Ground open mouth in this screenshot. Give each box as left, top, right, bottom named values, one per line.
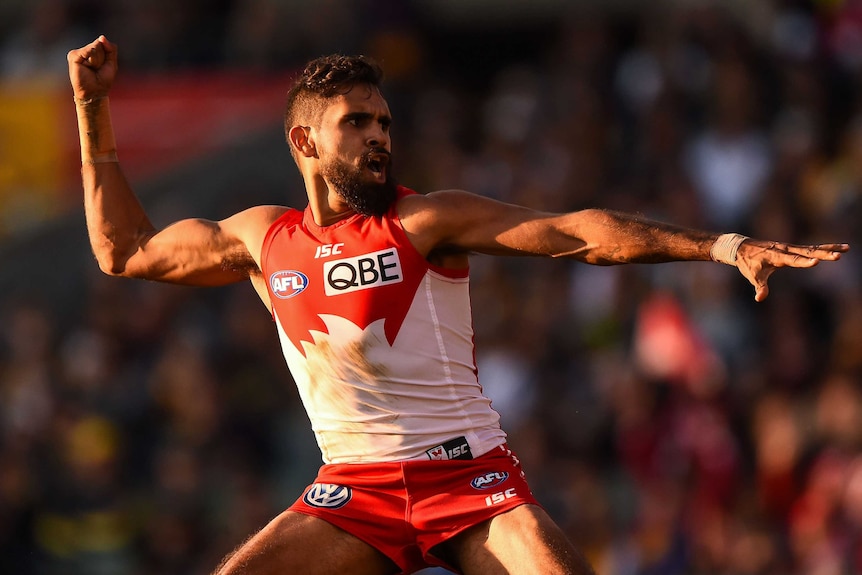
left=364, top=151, right=389, bottom=177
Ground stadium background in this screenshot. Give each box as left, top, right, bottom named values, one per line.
left=1, top=0, right=861, bottom=573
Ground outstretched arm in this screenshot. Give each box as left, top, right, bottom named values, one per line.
left=67, top=36, right=276, bottom=286
left=398, top=190, right=849, bottom=302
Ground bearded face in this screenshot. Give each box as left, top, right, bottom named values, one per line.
left=321, top=148, right=398, bottom=217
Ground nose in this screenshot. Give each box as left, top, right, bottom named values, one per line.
left=367, top=124, right=389, bottom=149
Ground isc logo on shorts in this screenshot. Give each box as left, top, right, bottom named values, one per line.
left=303, top=483, right=352, bottom=509
left=484, top=488, right=518, bottom=507
left=323, top=249, right=402, bottom=296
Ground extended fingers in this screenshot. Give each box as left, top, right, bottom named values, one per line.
left=738, top=240, right=848, bottom=302
left=751, top=241, right=847, bottom=266
left=779, top=243, right=849, bottom=263
left=742, top=243, right=816, bottom=269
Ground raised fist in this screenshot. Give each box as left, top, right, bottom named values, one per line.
left=67, top=35, right=118, bottom=101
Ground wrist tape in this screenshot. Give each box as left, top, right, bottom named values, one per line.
left=710, top=233, right=748, bottom=265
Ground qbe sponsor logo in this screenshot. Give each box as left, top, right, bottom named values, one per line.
left=470, top=471, right=509, bottom=490
left=303, top=483, right=352, bottom=509
left=270, top=270, right=309, bottom=299
left=323, top=248, right=402, bottom=296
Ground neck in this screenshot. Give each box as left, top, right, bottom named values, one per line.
left=306, top=175, right=353, bottom=226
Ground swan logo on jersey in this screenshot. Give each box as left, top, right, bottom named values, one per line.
left=302, top=483, right=352, bottom=509
left=270, top=270, right=309, bottom=299
left=323, top=248, right=403, bottom=296
left=471, top=471, right=510, bottom=490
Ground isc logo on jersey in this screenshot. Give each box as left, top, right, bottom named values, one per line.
left=270, top=270, right=309, bottom=299
left=323, top=248, right=403, bottom=296
left=303, top=483, right=352, bottom=509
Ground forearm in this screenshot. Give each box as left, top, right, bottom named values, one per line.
left=413, top=192, right=731, bottom=265
left=553, top=209, right=720, bottom=265
left=76, top=97, right=155, bottom=275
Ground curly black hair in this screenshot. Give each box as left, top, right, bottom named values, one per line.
left=283, top=54, right=384, bottom=160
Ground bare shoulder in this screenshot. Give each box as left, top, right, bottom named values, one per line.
left=397, top=189, right=504, bottom=234
left=398, top=189, right=490, bottom=217
left=223, top=204, right=292, bottom=227
left=397, top=190, right=474, bottom=256
left=397, top=189, right=547, bottom=257
left=221, top=204, right=292, bottom=263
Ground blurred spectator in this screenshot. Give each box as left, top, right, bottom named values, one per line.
left=0, top=0, right=89, bottom=81
left=683, top=53, right=773, bottom=230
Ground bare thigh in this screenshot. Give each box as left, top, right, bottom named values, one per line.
left=212, top=510, right=400, bottom=575
left=432, top=504, right=596, bottom=575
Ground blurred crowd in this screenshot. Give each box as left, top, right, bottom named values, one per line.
left=0, top=0, right=418, bottom=81
left=2, top=0, right=862, bottom=574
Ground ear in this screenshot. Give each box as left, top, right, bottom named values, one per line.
left=288, top=125, right=317, bottom=158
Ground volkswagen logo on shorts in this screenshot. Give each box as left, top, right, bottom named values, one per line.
left=303, top=483, right=352, bottom=509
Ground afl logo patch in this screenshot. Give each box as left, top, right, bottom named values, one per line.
left=471, top=471, right=510, bottom=490
left=302, top=483, right=352, bottom=509
left=270, top=270, right=309, bottom=299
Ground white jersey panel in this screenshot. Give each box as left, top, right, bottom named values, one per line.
left=275, top=269, right=505, bottom=464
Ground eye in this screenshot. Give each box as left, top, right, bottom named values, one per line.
left=345, top=114, right=369, bottom=128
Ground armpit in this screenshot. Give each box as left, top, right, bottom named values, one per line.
left=222, top=250, right=261, bottom=277
left=426, top=245, right=470, bottom=269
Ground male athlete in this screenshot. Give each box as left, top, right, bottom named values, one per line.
left=68, top=35, right=848, bottom=575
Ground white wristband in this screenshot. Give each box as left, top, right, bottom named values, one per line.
left=710, top=233, right=748, bottom=266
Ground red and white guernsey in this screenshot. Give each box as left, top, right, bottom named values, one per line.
left=261, top=187, right=505, bottom=464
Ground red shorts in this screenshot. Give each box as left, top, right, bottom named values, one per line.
left=289, top=444, right=539, bottom=574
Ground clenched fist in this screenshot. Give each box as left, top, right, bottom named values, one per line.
left=67, top=35, right=118, bottom=101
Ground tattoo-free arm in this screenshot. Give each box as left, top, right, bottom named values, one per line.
left=402, top=190, right=717, bottom=263
left=76, top=95, right=265, bottom=285
left=70, top=36, right=276, bottom=286
left=500, top=207, right=718, bottom=264
left=399, top=190, right=848, bottom=301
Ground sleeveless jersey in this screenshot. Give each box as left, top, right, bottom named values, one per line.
left=261, top=187, right=505, bottom=464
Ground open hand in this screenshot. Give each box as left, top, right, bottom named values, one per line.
left=67, top=35, right=117, bottom=101
left=735, top=240, right=850, bottom=302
